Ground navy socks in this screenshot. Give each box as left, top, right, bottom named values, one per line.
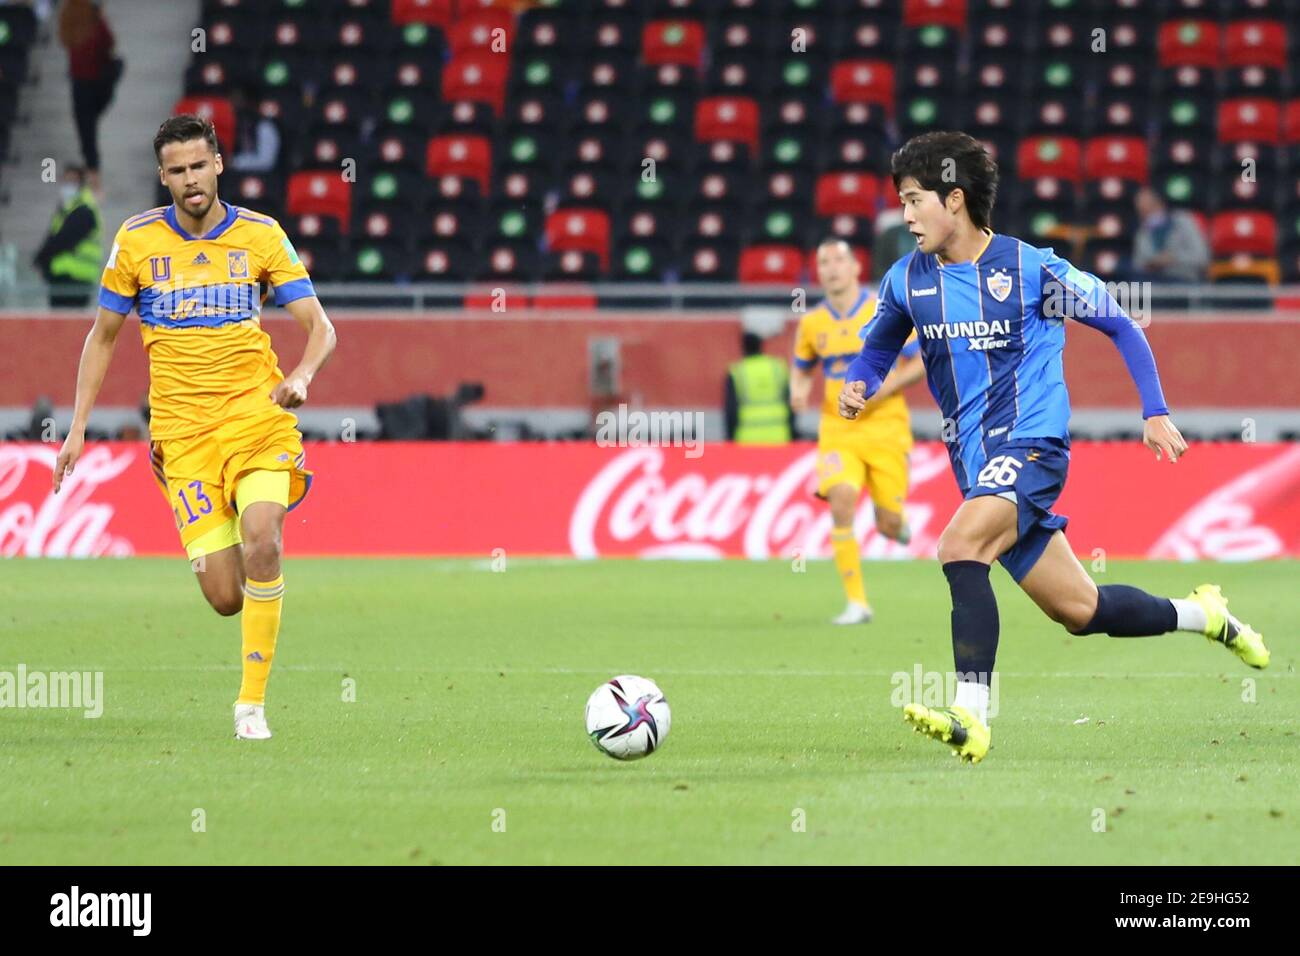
left=1076, top=584, right=1178, bottom=637
left=943, top=560, right=999, bottom=681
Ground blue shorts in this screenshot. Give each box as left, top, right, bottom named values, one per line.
left=965, top=437, right=1070, bottom=582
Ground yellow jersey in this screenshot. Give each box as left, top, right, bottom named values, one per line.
left=793, top=290, right=920, bottom=442
left=99, top=201, right=315, bottom=441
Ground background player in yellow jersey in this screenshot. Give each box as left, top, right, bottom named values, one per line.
left=792, top=239, right=926, bottom=625
left=51, top=115, right=337, bottom=740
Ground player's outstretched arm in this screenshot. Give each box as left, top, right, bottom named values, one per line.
left=1043, top=252, right=1183, bottom=464
left=272, top=295, right=337, bottom=409
left=53, top=306, right=128, bottom=492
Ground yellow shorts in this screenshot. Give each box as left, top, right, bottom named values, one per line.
left=815, top=431, right=910, bottom=513
left=149, top=412, right=312, bottom=559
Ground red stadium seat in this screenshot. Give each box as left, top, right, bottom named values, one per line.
left=814, top=172, right=879, bottom=217
left=902, top=0, right=967, bottom=30
left=172, top=96, right=234, bottom=154
left=1209, top=211, right=1277, bottom=257
left=1219, top=98, right=1282, bottom=144
left=1285, top=100, right=1300, bottom=143
left=425, top=134, right=492, bottom=193
left=1224, top=21, right=1287, bottom=69
left=694, top=97, right=759, bottom=151
left=447, top=8, right=515, bottom=56
left=738, top=245, right=804, bottom=285
left=1083, top=136, right=1148, bottom=183
left=286, top=171, right=352, bottom=232
left=442, top=51, right=511, bottom=115
left=1017, top=136, right=1083, bottom=182
left=544, top=209, right=611, bottom=270
left=390, top=0, right=454, bottom=28
left=642, top=21, right=706, bottom=68
left=830, top=60, right=895, bottom=112
left=1157, top=20, right=1220, bottom=68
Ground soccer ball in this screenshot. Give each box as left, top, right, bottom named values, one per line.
left=585, top=675, right=671, bottom=760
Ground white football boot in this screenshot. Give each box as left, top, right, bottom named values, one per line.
left=831, top=602, right=874, bottom=625
left=234, top=703, right=272, bottom=740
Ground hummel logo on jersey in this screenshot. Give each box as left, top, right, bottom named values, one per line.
left=191, top=252, right=210, bottom=265
left=911, top=286, right=938, bottom=297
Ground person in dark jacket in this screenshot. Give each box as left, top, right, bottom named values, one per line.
left=58, top=0, right=120, bottom=191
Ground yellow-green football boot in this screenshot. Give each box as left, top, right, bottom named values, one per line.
left=1186, top=584, right=1269, bottom=669
left=902, top=703, right=991, bottom=764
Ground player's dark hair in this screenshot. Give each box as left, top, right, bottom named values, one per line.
left=891, top=131, right=999, bottom=230
left=154, top=114, right=220, bottom=162
left=741, top=331, right=763, bottom=356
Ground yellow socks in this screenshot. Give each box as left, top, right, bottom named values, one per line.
left=236, top=575, right=283, bottom=706
left=831, top=528, right=868, bottom=607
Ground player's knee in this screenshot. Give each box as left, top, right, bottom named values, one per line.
left=875, top=509, right=903, bottom=540
left=241, top=533, right=281, bottom=572
left=829, top=504, right=855, bottom=527
left=826, top=487, right=857, bottom=527
left=1059, top=598, right=1098, bottom=635
left=937, top=527, right=981, bottom=564
left=208, top=590, right=243, bottom=617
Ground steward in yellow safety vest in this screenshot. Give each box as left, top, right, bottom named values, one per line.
left=726, top=331, right=793, bottom=444
left=34, top=166, right=102, bottom=308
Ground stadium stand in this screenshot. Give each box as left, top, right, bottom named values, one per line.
left=124, top=0, right=1300, bottom=293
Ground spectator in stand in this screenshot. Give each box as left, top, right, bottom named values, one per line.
left=228, top=84, right=281, bottom=173
left=58, top=0, right=121, bottom=194
left=1131, top=187, right=1210, bottom=283
left=33, top=164, right=101, bottom=308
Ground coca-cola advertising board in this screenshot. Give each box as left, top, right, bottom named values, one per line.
left=3, top=441, right=1299, bottom=560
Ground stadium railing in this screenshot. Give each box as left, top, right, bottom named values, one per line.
left=5, top=276, right=1300, bottom=315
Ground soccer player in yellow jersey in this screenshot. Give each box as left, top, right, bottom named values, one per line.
left=52, top=115, right=337, bottom=740
left=792, top=239, right=926, bottom=624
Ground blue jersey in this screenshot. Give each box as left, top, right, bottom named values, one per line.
left=847, top=232, right=1168, bottom=494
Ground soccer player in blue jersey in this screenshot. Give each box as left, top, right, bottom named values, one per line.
left=840, top=132, right=1269, bottom=764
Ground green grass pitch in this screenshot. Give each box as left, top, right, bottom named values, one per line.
left=1, top=557, right=1295, bottom=865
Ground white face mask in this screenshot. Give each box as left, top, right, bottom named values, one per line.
left=60, top=183, right=80, bottom=204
